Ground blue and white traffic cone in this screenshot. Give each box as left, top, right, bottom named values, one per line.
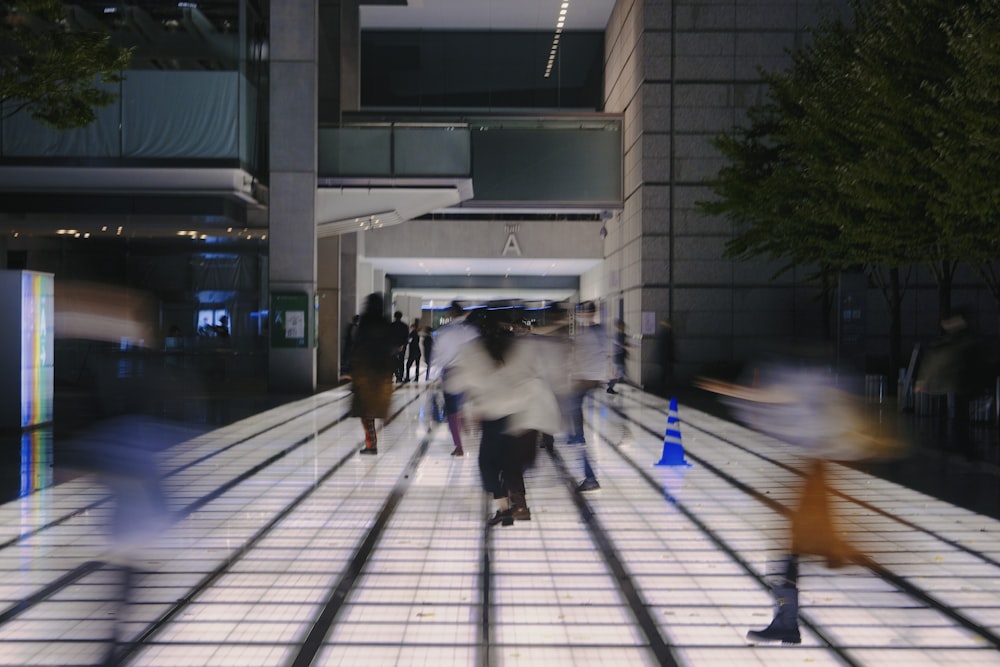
left=655, top=397, right=691, bottom=466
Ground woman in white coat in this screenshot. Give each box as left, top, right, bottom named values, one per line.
left=449, top=307, right=561, bottom=526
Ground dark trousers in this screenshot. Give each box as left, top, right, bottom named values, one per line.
left=405, top=352, right=421, bottom=380
left=478, top=418, right=538, bottom=498
left=393, top=350, right=405, bottom=382
left=565, top=381, right=600, bottom=480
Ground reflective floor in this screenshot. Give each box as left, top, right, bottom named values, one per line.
left=2, top=384, right=999, bottom=666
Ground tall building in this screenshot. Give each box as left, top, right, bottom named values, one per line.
left=3, top=0, right=989, bottom=398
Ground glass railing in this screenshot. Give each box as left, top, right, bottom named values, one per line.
left=318, top=123, right=471, bottom=178
left=3, top=94, right=621, bottom=207
left=0, top=71, right=262, bottom=173
left=319, top=115, right=622, bottom=207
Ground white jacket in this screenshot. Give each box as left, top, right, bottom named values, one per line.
left=449, top=335, right=562, bottom=435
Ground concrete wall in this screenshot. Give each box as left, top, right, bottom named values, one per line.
left=604, top=0, right=852, bottom=386
left=362, top=218, right=604, bottom=262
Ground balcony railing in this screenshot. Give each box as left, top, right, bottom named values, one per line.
left=319, top=115, right=622, bottom=208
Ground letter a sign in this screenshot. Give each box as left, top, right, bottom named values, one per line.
left=502, top=233, right=522, bottom=257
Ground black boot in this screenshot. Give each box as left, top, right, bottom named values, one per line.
left=746, top=585, right=801, bottom=644
left=748, top=555, right=801, bottom=644
left=487, top=509, right=514, bottom=526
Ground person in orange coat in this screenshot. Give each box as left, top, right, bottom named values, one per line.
left=697, top=354, right=896, bottom=644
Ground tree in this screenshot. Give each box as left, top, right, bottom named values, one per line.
left=1, top=0, right=132, bottom=129
left=699, top=0, right=1000, bottom=378
left=699, top=14, right=870, bottom=343
left=931, top=1, right=1000, bottom=329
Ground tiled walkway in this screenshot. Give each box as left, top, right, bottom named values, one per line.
left=1, top=384, right=999, bottom=666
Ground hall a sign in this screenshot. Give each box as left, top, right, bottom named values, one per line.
left=502, top=223, right=522, bottom=257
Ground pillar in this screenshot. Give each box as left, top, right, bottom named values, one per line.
left=268, top=0, right=318, bottom=393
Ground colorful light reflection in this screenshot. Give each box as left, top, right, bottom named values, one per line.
left=20, top=428, right=53, bottom=497
left=20, top=272, right=53, bottom=429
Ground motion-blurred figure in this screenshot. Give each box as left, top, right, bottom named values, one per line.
left=53, top=281, right=192, bottom=664
left=350, top=293, right=395, bottom=455
left=606, top=318, right=638, bottom=394
left=565, top=301, right=609, bottom=492
left=404, top=320, right=422, bottom=382
left=341, top=314, right=359, bottom=376
left=422, top=325, right=434, bottom=381
left=435, top=301, right=479, bottom=456
left=390, top=310, right=409, bottom=383
left=60, top=414, right=183, bottom=666
left=450, top=306, right=561, bottom=525
left=655, top=319, right=675, bottom=398
left=915, top=310, right=992, bottom=457
left=697, top=353, right=899, bottom=644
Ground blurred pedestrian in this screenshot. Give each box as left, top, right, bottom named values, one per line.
left=342, top=314, right=359, bottom=375
left=351, top=293, right=396, bottom=455
left=435, top=301, right=479, bottom=456
left=422, top=325, right=434, bottom=381
left=606, top=318, right=637, bottom=394
left=655, top=318, right=675, bottom=398
left=404, top=319, right=422, bottom=382
left=566, top=301, right=609, bottom=492
left=916, top=310, right=987, bottom=456
left=450, top=306, right=561, bottom=525
left=390, top=310, right=409, bottom=383
left=530, top=309, right=572, bottom=452
left=697, top=353, right=899, bottom=644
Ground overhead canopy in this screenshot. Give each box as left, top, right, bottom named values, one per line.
left=314, top=180, right=474, bottom=236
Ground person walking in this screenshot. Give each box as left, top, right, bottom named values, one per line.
left=350, top=293, right=396, bottom=455
left=449, top=306, right=561, bottom=526
left=696, top=355, right=895, bottom=644
left=390, top=310, right=409, bottom=383
left=565, top=301, right=609, bottom=492
left=655, top=318, right=675, bottom=398
left=606, top=318, right=635, bottom=394
left=404, top=320, right=422, bottom=382
left=341, top=314, right=359, bottom=376
left=434, top=301, right=479, bottom=456
left=422, top=325, right=434, bottom=381
left=916, top=310, right=987, bottom=457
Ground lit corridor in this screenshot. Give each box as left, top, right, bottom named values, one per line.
left=1, top=385, right=999, bottom=666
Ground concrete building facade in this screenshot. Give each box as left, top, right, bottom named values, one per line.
left=3, top=0, right=996, bottom=399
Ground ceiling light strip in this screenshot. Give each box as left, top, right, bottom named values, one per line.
left=544, top=1, right=569, bottom=78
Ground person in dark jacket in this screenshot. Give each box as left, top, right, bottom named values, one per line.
left=351, top=293, right=396, bottom=455
left=423, top=326, right=434, bottom=381
left=342, top=314, right=359, bottom=376
left=390, top=310, right=409, bottom=383
left=404, top=320, right=422, bottom=382
left=656, top=319, right=675, bottom=398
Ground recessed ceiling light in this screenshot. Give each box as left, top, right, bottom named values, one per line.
left=545, top=2, right=569, bottom=77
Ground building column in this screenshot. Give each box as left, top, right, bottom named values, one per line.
left=317, top=235, right=342, bottom=386
left=268, top=1, right=318, bottom=393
